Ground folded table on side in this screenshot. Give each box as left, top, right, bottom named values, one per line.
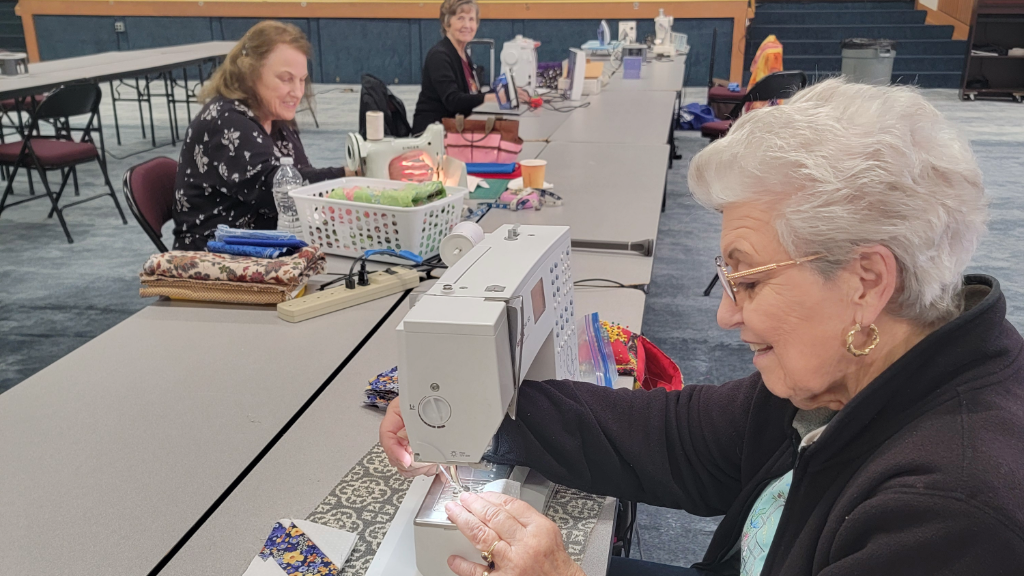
left=0, top=295, right=402, bottom=576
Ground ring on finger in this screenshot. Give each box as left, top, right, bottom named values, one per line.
left=481, top=540, right=500, bottom=565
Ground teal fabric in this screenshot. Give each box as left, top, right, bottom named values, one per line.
left=740, top=470, right=794, bottom=576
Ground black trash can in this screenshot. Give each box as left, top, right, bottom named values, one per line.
left=841, top=38, right=896, bottom=86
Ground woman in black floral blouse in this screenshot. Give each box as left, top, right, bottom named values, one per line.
left=172, top=21, right=354, bottom=250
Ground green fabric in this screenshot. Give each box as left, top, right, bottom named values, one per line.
left=469, top=179, right=509, bottom=201
left=740, top=470, right=793, bottom=576
left=328, top=181, right=446, bottom=207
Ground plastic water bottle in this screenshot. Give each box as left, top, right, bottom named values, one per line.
left=273, top=157, right=303, bottom=236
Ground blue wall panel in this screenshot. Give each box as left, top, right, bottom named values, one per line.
left=123, top=17, right=213, bottom=50
left=469, top=20, right=517, bottom=85
left=219, top=17, right=312, bottom=39
left=319, top=19, right=418, bottom=85
left=35, top=15, right=119, bottom=60
left=33, top=15, right=730, bottom=86
left=523, top=19, right=604, bottom=64
left=673, top=19, right=733, bottom=85
left=218, top=18, right=320, bottom=82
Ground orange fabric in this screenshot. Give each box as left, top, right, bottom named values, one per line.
left=745, top=35, right=784, bottom=112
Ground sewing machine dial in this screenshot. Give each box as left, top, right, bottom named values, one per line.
left=417, top=395, right=452, bottom=428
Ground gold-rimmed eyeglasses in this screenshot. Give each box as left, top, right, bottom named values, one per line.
left=715, top=254, right=826, bottom=303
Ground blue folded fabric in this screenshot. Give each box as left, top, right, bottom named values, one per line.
left=466, top=162, right=516, bottom=175
left=214, top=224, right=299, bottom=243
left=222, top=237, right=308, bottom=248
left=207, top=241, right=293, bottom=259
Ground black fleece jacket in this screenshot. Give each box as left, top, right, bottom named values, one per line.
left=490, top=275, right=1024, bottom=575
left=412, top=36, right=486, bottom=134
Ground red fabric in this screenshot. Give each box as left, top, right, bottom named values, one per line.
left=128, top=157, right=178, bottom=235
left=700, top=120, right=733, bottom=140
left=601, top=320, right=683, bottom=392
left=602, top=321, right=637, bottom=377
left=467, top=165, right=522, bottom=180
left=0, top=139, right=98, bottom=166
left=631, top=335, right=684, bottom=392
left=461, top=58, right=478, bottom=93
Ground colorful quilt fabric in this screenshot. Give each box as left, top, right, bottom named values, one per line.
left=141, top=246, right=325, bottom=287
left=600, top=320, right=683, bottom=392
left=601, top=321, right=637, bottom=377
left=363, top=366, right=399, bottom=410
left=260, top=522, right=341, bottom=576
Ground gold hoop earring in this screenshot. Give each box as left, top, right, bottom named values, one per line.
left=846, top=323, right=879, bottom=357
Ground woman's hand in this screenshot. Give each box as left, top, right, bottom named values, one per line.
left=515, top=88, right=532, bottom=105
left=484, top=93, right=498, bottom=103
left=379, top=397, right=438, bottom=478
left=444, top=491, right=586, bottom=576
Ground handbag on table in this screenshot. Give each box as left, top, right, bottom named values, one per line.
left=442, top=115, right=523, bottom=164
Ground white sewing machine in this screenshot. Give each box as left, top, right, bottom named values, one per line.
left=346, top=123, right=446, bottom=181
left=652, top=8, right=675, bottom=57
left=500, top=35, right=539, bottom=93
left=367, top=224, right=580, bottom=576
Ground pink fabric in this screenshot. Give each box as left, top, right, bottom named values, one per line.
left=444, top=132, right=523, bottom=163
left=497, top=139, right=522, bottom=163
left=445, top=132, right=496, bottom=163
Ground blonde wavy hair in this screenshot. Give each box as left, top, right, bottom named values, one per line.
left=200, top=20, right=314, bottom=121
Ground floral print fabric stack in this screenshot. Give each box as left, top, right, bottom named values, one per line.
left=259, top=522, right=342, bottom=575
left=139, top=246, right=326, bottom=305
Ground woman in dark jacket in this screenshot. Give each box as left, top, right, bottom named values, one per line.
left=172, top=21, right=353, bottom=250
left=412, top=0, right=529, bottom=134
left=381, top=79, right=1024, bottom=576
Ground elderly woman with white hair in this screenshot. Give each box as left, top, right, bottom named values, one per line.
left=380, top=79, right=1024, bottom=576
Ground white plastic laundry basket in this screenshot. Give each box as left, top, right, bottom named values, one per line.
left=289, top=177, right=468, bottom=260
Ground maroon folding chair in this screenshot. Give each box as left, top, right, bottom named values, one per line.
left=701, top=71, right=808, bottom=141
left=705, top=28, right=748, bottom=122
left=0, top=83, right=126, bottom=243
left=122, top=156, right=177, bottom=252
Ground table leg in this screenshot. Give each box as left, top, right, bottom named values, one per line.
left=145, top=75, right=157, bottom=148
left=164, top=74, right=177, bottom=146
left=109, top=80, right=123, bottom=146
left=135, top=78, right=147, bottom=140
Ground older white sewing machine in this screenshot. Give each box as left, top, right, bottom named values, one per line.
left=652, top=9, right=676, bottom=57
left=500, top=35, right=539, bottom=92
left=346, top=122, right=446, bottom=181
left=366, top=224, right=580, bottom=576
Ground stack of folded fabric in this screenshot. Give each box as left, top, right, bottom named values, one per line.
left=207, top=224, right=309, bottom=258
left=467, top=162, right=520, bottom=201
left=363, top=366, right=399, bottom=410
left=139, top=243, right=326, bottom=305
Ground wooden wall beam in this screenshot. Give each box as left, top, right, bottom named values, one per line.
left=915, top=0, right=970, bottom=39
left=14, top=2, right=40, bottom=62
left=16, top=0, right=750, bottom=81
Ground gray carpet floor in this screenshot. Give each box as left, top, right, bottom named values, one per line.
left=0, top=83, right=1021, bottom=570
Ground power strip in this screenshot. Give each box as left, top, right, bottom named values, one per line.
left=277, top=266, right=420, bottom=323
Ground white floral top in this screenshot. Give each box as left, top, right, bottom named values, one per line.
left=171, top=96, right=343, bottom=250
